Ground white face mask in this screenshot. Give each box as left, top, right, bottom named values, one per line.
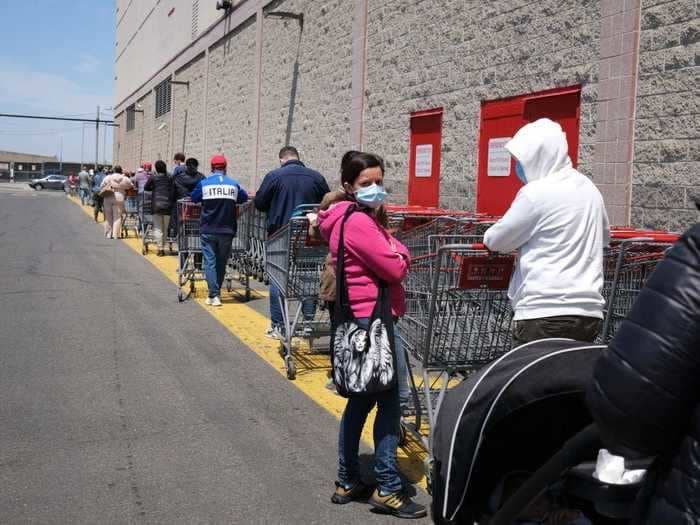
left=354, top=183, right=388, bottom=209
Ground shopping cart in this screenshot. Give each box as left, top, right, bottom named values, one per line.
left=236, top=201, right=268, bottom=283
left=396, top=216, right=495, bottom=260
left=121, top=194, right=140, bottom=238
left=265, top=206, right=330, bottom=379
left=141, top=191, right=176, bottom=255
left=387, top=205, right=494, bottom=232
left=399, top=243, right=515, bottom=454
left=600, top=232, right=678, bottom=342
left=176, top=199, right=203, bottom=302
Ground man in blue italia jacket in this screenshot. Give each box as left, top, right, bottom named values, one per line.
left=191, top=154, right=248, bottom=307
left=254, top=146, right=330, bottom=338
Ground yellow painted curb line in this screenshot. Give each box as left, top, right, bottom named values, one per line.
left=68, top=195, right=429, bottom=488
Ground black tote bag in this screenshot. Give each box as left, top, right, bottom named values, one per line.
left=331, top=205, right=398, bottom=397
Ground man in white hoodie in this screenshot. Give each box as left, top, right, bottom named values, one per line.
left=483, top=118, right=609, bottom=347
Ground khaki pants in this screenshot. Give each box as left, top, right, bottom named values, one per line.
left=152, top=214, right=171, bottom=249
left=103, top=193, right=125, bottom=238
left=512, top=315, right=601, bottom=348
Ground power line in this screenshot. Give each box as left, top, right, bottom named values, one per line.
left=0, top=113, right=117, bottom=126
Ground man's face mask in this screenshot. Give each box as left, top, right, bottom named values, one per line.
left=515, top=160, right=527, bottom=184
left=355, top=183, right=387, bottom=209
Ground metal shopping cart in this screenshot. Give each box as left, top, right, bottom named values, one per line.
left=236, top=201, right=269, bottom=283
left=265, top=207, right=330, bottom=379
left=176, top=199, right=203, bottom=302
left=141, top=191, right=176, bottom=255
left=397, top=216, right=496, bottom=260
left=399, top=244, right=515, bottom=457
left=600, top=232, right=678, bottom=343
left=121, top=194, right=140, bottom=238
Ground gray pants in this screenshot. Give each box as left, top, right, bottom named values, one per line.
left=512, top=315, right=601, bottom=348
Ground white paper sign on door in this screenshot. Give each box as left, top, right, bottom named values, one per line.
left=415, top=144, right=433, bottom=178
left=487, top=137, right=512, bottom=177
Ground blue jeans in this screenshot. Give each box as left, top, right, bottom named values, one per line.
left=269, top=282, right=317, bottom=329
left=337, top=318, right=410, bottom=494
left=79, top=187, right=90, bottom=205
left=201, top=233, right=233, bottom=298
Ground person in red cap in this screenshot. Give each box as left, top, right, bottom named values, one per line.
left=190, top=154, right=249, bottom=307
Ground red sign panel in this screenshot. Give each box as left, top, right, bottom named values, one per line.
left=408, top=108, right=442, bottom=208
left=476, top=86, right=581, bottom=216
left=458, top=255, right=515, bottom=290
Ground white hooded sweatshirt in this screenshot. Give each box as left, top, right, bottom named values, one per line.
left=483, top=118, right=609, bottom=321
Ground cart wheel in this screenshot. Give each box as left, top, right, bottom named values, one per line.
left=245, top=288, right=251, bottom=302
left=178, top=289, right=185, bottom=302
left=286, top=359, right=296, bottom=380
left=141, top=246, right=147, bottom=255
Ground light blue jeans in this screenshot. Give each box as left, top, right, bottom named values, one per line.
left=337, top=318, right=410, bottom=494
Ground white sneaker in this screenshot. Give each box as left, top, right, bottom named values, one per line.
left=265, top=326, right=284, bottom=340
left=210, top=296, right=222, bottom=307
left=205, top=297, right=213, bottom=306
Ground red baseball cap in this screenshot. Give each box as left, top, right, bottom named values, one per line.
left=142, top=162, right=152, bottom=170
left=210, top=154, right=227, bottom=169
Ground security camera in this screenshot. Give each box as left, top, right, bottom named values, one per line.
left=135, top=103, right=144, bottom=110
left=216, top=0, right=233, bottom=10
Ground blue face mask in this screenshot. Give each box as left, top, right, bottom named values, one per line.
left=355, top=183, right=387, bottom=209
left=515, top=160, right=527, bottom=184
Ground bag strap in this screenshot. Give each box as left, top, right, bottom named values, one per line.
left=335, top=205, right=355, bottom=311
left=335, top=205, right=389, bottom=315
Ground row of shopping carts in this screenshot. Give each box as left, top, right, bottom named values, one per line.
left=379, top=215, right=677, bottom=469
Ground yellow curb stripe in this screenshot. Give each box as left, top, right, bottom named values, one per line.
left=68, top=195, right=428, bottom=487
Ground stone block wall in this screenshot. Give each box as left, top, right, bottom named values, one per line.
left=172, top=53, right=207, bottom=165
left=258, top=0, right=353, bottom=189
left=364, top=0, right=601, bottom=208
left=632, top=0, right=699, bottom=230
left=206, top=17, right=257, bottom=188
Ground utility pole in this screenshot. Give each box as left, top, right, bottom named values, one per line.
left=95, top=105, right=100, bottom=170
left=80, top=123, right=85, bottom=166
left=59, top=136, right=63, bottom=175
left=103, top=125, right=107, bottom=166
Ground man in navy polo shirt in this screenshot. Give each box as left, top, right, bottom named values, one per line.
left=254, top=146, right=330, bottom=338
left=191, top=154, right=249, bottom=307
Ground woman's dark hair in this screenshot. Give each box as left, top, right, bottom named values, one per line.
left=185, top=157, right=199, bottom=169
left=340, top=150, right=360, bottom=175
left=340, top=151, right=389, bottom=228
left=155, top=160, right=167, bottom=174
left=113, top=165, right=123, bottom=174
left=340, top=151, right=385, bottom=187
left=174, top=152, right=185, bottom=162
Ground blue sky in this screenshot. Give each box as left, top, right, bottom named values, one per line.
left=0, top=1, right=115, bottom=163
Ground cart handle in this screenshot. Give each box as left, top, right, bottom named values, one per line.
left=490, top=423, right=601, bottom=525
left=611, top=232, right=680, bottom=243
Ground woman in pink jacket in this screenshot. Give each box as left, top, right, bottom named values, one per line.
left=318, top=152, right=426, bottom=519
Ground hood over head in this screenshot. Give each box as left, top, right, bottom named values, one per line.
left=505, top=118, right=572, bottom=183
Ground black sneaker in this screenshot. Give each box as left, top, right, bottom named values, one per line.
left=369, top=488, right=427, bottom=519
left=331, top=481, right=372, bottom=505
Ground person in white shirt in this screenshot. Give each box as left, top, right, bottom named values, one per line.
left=483, top=118, right=610, bottom=347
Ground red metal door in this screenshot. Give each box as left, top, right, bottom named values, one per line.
left=408, top=108, right=442, bottom=207
left=476, top=86, right=581, bottom=216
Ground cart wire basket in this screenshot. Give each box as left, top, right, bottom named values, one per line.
left=399, top=243, right=515, bottom=458
left=265, top=207, right=330, bottom=380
